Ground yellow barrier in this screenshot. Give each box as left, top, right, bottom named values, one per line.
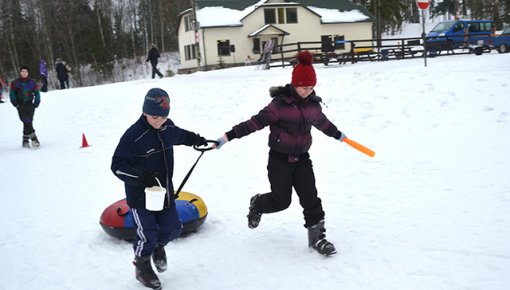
left=353, top=47, right=375, bottom=54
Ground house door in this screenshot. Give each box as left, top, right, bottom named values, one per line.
left=321, top=35, right=333, bottom=52
left=262, top=37, right=279, bottom=54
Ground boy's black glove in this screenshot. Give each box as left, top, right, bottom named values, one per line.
left=142, top=171, right=159, bottom=187
left=195, top=135, right=208, bottom=146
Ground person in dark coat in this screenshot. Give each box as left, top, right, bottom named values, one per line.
left=55, top=58, right=69, bottom=89
left=39, top=59, right=48, bottom=92
left=146, top=44, right=164, bottom=79
left=213, top=51, right=346, bottom=256
left=111, top=88, right=208, bottom=289
left=0, top=79, right=4, bottom=103
left=9, top=66, right=41, bottom=148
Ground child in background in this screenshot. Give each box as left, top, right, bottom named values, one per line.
left=0, top=78, right=4, bottom=103
left=9, top=66, right=41, bottom=147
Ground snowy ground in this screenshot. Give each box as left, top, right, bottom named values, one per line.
left=1, top=34, right=510, bottom=289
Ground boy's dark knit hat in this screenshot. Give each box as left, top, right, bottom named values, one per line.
left=143, top=88, right=170, bottom=116
left=20, top=65, right=30, bottom=74
left=291, top=51, right=316, bottom=87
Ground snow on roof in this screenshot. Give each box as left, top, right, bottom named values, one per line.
left=249, top=24, right=272, bottom=36
left=197, top=1, right=368, bottom=27
left=308, top=6, right=369, bottom=23
left=197, top=0, right=265, bottom=27
left=197, top=7, right=244, bottom=27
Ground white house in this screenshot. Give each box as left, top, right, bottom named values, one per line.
left=177, top=0, right=374, bottom=73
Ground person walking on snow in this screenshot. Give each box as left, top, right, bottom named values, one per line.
left=213, top=51, right=346, bottom=256
left=111, top=88, right=208, bottom=290
left=0, top=79, right=4, bottom=103
left=146, top=44, right=164, bottom=79
left=39, top=59, right=48, bottom=92
left=9, top=66, right=41, bottom=148
left=55, top=58, right=69, bottom=89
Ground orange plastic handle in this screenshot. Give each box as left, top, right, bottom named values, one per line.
left=344, top=137, right=375, bottom=157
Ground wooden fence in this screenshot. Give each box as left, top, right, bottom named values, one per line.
left=268, top=36, right=474, bottom=68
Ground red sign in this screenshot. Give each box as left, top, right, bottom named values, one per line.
left=416, top=0, right=429, bottom=9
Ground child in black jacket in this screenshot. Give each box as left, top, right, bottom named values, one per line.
left=112, top=88, right=208, bottom=290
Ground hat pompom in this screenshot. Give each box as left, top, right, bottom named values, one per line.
left=296, top=51, right=313, bottom=65
left=291, top=50, right=317, bottom=87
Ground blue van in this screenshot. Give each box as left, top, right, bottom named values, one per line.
left=493, top=27, right=510, bottom=53
left=426, top=19, right=494, bottom=51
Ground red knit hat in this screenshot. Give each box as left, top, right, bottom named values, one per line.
left=291, top=51, right=316, bottom=87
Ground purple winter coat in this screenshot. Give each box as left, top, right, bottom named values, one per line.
left=226, top=84, right=342, bottom=156
left=39, top=60, right=48, bottom=77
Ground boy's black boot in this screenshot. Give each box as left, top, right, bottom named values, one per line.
left=247, top=194, right=262, bottom=229
left=29, top=133, right=40, bottom=148
left=152, top=244, right=167, bottom=273
left=22, top=134, right=30, bottom=148
left=307, top=219, right=337, bottom=256
left=133, top=256, right=162, bottom=290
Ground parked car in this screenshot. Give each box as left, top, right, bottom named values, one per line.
left=426, top=19, right=494, bottom=52
left=493, top=27, right=510, bottom=53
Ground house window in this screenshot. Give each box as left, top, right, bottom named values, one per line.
left=184, top=44, right=196, bottom=60
left=334, top=35, right=345, bottom=49
left=321, top=35, right=346, bottom=51
left=184, top=45, right=190, bottom=60
left=184, top=15, right=191, bottom=32
left=286, top=8, right=297, bottom=23
left=278, top=8, right=285, bottom=24
left=264, top=9, right=276, bottom=24
left=217, top=40, right=231, bottom=56
left=264, top=8, right=298, bottom=24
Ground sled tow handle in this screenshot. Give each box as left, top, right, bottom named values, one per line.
left=174, top=140, right=218, bottom=198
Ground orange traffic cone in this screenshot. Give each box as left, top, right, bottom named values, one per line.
left=81, top=133, right=90, bottom=148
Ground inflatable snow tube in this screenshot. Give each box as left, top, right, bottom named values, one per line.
left=100, top=191, right=207, bottom=241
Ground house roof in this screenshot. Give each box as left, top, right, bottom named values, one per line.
left=248, top=24, right=290, bottom=37
left=196, top=1, right=261, bottom=11
left=300, top=0, right=375, bottom=22
left=193, top=0, right=374, bottom=27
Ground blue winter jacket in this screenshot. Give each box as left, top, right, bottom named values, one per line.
left=111, top=115, right=204, bottom=209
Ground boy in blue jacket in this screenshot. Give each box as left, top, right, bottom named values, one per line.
left=111, top=88, right=208, bottom=290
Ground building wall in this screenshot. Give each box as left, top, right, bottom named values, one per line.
left=178, top=15, right=203, bottom=71
left=178, top=4, right=373, bottom=71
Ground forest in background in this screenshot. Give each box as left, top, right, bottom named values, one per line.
left=1, top=0, right=509, bottom=87
left=0, top=0, right=188, bottom=86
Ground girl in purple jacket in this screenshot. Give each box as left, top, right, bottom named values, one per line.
left=214, top=51, right=346, bottom=256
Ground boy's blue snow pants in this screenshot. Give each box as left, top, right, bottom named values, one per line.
left=132, top=206, right=182, bottom=257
